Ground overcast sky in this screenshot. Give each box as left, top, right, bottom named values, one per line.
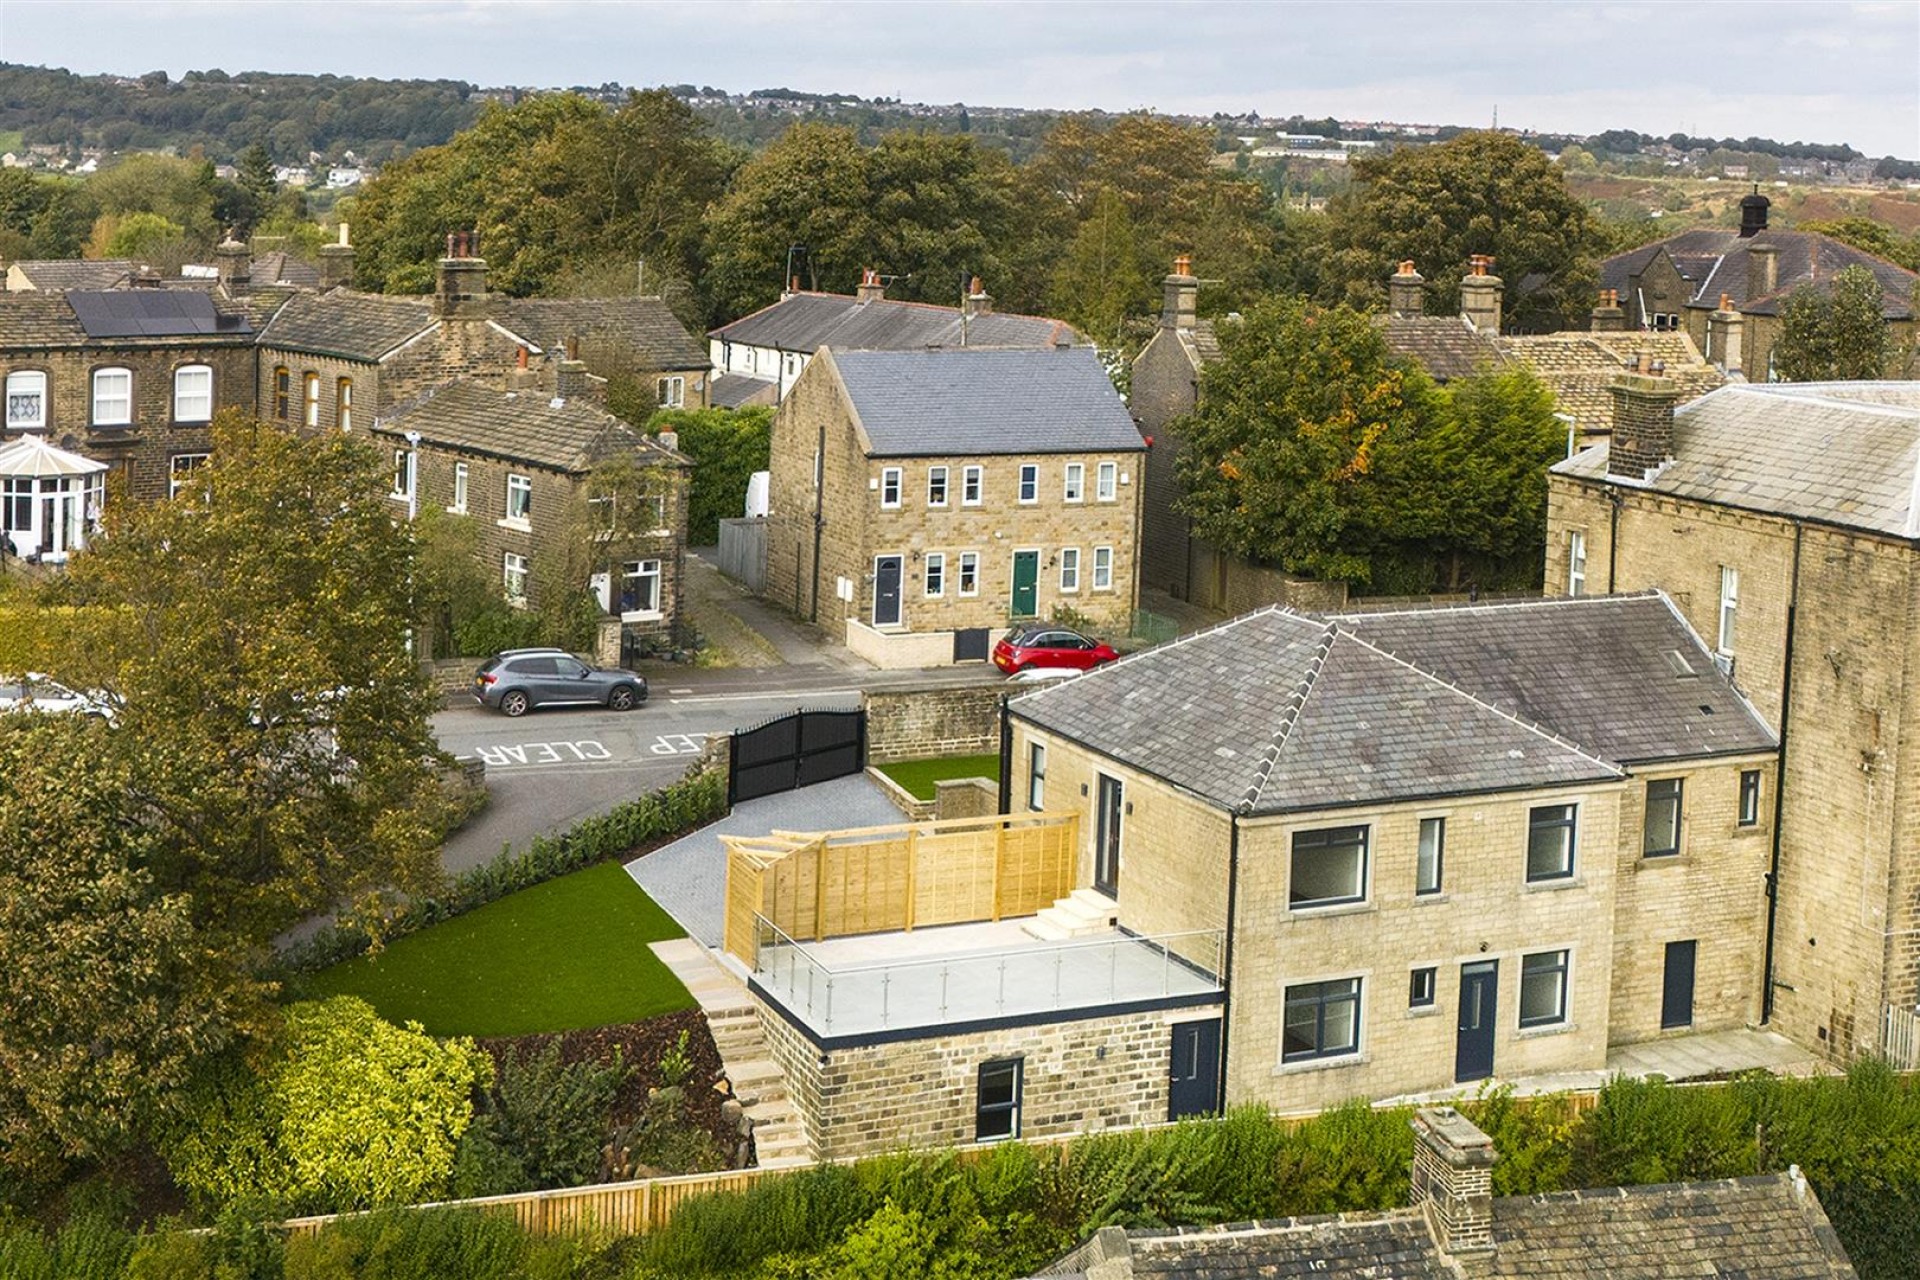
left=2, top=1, right=1916, bottom=158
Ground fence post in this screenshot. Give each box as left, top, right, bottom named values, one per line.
left=813, top=837, right=828, bottom=942
left=993, top=820, right=1007, bottom=921
left=904, top=827, right=918, bottom=931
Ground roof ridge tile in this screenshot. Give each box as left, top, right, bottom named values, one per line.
left=1242, top=622, right=1336, bottom=811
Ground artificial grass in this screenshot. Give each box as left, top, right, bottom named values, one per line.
left=876, top=753, right=1002, bottom=802
left=306, top=860, right=693, bottom=1038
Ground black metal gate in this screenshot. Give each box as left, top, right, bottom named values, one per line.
left=728, top=708, right=867, bottom=805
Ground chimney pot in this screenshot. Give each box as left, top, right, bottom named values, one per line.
left=1389, top=260, right=1427, bottom=318
left=1161, top=258, right=1199, bottom=331
left=1173, top=254, right=1193, bottom=278
left=856, top=268, right=885, bottom=303
left=1459, top=260, right=1504, bottom=333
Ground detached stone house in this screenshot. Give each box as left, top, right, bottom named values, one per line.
left=1545, top=379, right=1920, bottom=1065
left=764, top=345, right=1146, bottom=667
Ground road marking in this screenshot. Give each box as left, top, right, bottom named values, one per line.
left=668, top=687, right=694, bottom=694
left=471, top=740, right=612, bottom=768
left=668, top=688, right=864, bottom=705
left=649, top=733, right=705, bottom=755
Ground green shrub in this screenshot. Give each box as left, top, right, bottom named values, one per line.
left=644, top=408, right=772, bottom=545
left=1572, top=1075, right=1759, bottom=1187
left=0, top=1210, right=134, bottom=1280
left=1459, top=1085, right=1578, bottom=1195
left=485, top=1041, right=631, bottom=1191
left=281, top=1208, right=531, bottom=1280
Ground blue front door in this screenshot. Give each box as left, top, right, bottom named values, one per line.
left=1456, top=961, right=1498, bottom=1083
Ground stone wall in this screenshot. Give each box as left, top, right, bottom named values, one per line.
left=1130, top=325, right=1201, bottom=598
left=1188, top=541, right=1350, bottom=616
left=254, top=348, right=373, bottom=429
left=864, top=686, right=1003, bottom=764
left=934, top=777, right=999, bottom=821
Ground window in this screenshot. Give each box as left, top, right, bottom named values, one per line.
left=168, top=453, right=208, bottom=498
left=1282, top=977, right=1361, bottom=1062
left=451, top=463, right=469, bottom=513
left=588, top=494, right=616, bottom=532
left=5, top=371, right=46, bottom=429
left=1018, top=464, right=1038, bottom=504
left=273, top=366, right=290, bottom=420
left=1064, top=462, right=1085, bottom=503
left=391, top=449, right=412, bottom=499
left=1739, top=769, right=1762, bottom=827
left=503, top=552, right=528, bottom=602
left=1028, top=742, right=1046, bottom=811
left=1519, top=950, right=1570, bottom=1028
left=303, top=372, right=320, bottom=427
left=880, top=467, right=902, bottom=509
left=1568, top=530, right=1587, bottom=597
left=336, top=378, right=352, bottom=431
left=962, top=465, right=983, bottom=506
left=1643, top=778, right=1683, bottom=858
left=656, top=375, right=685, bottom=408
left=92, top=367, right=132, bottom=426
left=1417, top=817, right=1445, bottom=895
left=1059, top=547, right=1080, bottom=592
left=975, top=1059, right=1022, bottom=1142
left=958, top=552, right=979, bottom=596
left=1092, top=546, right=1114, bottom=591
left=621, top=559, right=661, bottom=615
left=1409, top=967, right=1437, bottom=1009
left=2, top=478, right=29, bottom=533
left=1096, top=461, right=1118, bottom=501
left=1717, top=566, right=1738, bottom=657
left=1290, top=825, right=1369, bottom=908
left=924, top=552, right=945, bottom=597
left=1526, top=804, right=1577, bottom=882
left=505, top=473, right=532, bottom=524
left=927, top=465, right=948, bottom=507
left=171, top=364, right=212, bottom=422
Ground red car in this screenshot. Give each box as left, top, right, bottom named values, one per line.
left=993, top=625, right=1119, bottom=675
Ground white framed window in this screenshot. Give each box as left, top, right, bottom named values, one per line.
left=1064, top=462, right=1085, bottom=503
left=1416, top=816, right=1444, bottom=895
left=1282, top=977, right=1362, bottom=1062
left=303, top=372, right=320, bottom=427
left=621, top=559, right=662, bottom=616
left=1059, top=547, right=1080, bottom=592
left=924, top=552, right=945, bottom=597
left=5, top=370, right=46, bottom=429
left=1018, top=464, right=1038, bottom=504
left=656, top=375, right=686, bottom=408
left=450, top=462, right=469, bottom=513
left=958, top=551, right=979, bottom=596
left=927, top=466, right=948, bottom=507
left=880, top=467, right=902, bottom=509
left=1568, top=530, right=1587, bottom=597
left=171, top=364, right=213, bottom=423
left=588, top=494, right=617, bottom=532
left=92, top=367, right=132, bottom=426
left=1717, top=566, right=1738, bottom=657
left=1028, top=742, right=1046, bottom=811
left=505, top=473, right=532, bottom=525
left=1092, top=545, right=1113, bottom=591
left=168, top=452, right=208, bottom=498
left=503, top=552, right=528, bottom=602
left=962, top=465, right=983, bottom=506
left=1290, top=824, right=1369, bottom=908
left=1519, top=950, right=1570, bottom=1028
left=1526, top=803, right=1577, bottom=882
left=636, top=492, right=668, bottom=532
left=336, top=378, right=353, bottom=432
left=391, top=449, right=412, bottom=499
left=1096, top=460, right=1118, bottom=501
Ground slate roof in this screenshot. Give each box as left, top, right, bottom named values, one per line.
left=1600, top=229, right=1918, bottom=319
left=1379, top=314, right=1506, bottom=381
left=374, top=380, right=686, bottom=474
left=1553, top=382, right=1920, bottom=539
left=250, top=251, right=321, bottom=289
left=257, top=289, right=436, bottom=361
left=492, top=297, right=708, bottom=370
left=0, top=287, right=256, bottom=348
left=7, top=259, right=137, bottom=291
left=828, top=347, right=1145, bottom=459
left=710, top=373, right=777, bottom=409
left=711, top=291, right=1080, bottom=354
left=1010, top=607, right=1625, bottom=816
left=1498, top=331, right=1723, bottom=436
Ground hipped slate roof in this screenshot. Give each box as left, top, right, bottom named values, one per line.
left=1600, top=228, right=1918, bottom=318
left=374, top=380, right=685, bottom=474
left=1553, top=382, right=1920, bottom=539
left=7, top=259, right=137, bottom=291
left=711, top=291, right=1080, bottom=354
left=257, top=289, right=436, bottom=361
left=828, top=347, right=1145, bottom=458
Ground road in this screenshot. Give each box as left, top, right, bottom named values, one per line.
left=432, top=663, right=1001, bottom=872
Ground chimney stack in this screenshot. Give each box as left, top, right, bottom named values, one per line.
left=1746, top=242, right=1778, bottom=302
left=965, top=275, right=994, bottom=318
left=855, top=267, right=885, bottom=304
left=1388, top=260, right=1425, bottom=318
left=1606, top=371, right=1683, bottom=480
left=1411, top=1108, right=1497, bottom=1262
left=1460, top=255, right=1503, bottom=333
left=1738, top=188, right=1771, bottom=238
left=434, top=229, right=489, bottom=319
left=318, top=221, right=355, bottom=290
left=1708, top=292, right=1745, bottom=374
left=214, top=233, right=251, bottom=295
left=1161, top=256, right=1198, bottom=331
left=1590, top=288, right=1626, bottom=332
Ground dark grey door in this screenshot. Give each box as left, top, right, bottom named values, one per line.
left=1662, top=940, right=1697, bottom=1029
left=873, top=555, right=902, bottom=626
left=1167, top=1019, right=1221, bottom=1120
left=1456, top=960, right=1499, bottom=1083
left=1095, top=773, right=1123, bottom=896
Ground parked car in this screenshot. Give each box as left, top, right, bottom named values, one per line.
left=473, top=649, right=648, bottom=717
left=0, top=673, right=116, bottom=722
left=992, top=626, right=1119, bottom=675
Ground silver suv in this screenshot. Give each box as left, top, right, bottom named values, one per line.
left=473, top=649, right=648, bottom=718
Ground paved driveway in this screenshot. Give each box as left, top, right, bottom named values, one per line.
left=626, top=774, right=903, bottom=946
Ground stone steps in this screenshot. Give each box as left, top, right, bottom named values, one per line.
left=1022, top=887, right=1119, bottom=941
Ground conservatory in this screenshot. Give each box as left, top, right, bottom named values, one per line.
left=0, top=435, right=107, bottom=563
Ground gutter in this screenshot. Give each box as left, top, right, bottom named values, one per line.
left=1761, top=520, right=1804, bottom=1024
left=1217, top=808, right=1244, bottom=1115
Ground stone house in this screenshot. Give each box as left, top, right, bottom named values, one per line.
left=1544, top=379, right=1920, bottom=1064
left=762, top=345, right=1146, bottom=667
left=1598, top=193, right=1919, bottom=380
left=374, top=375, right=691, bottom=649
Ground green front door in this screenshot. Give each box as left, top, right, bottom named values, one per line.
left=1011, top=550, right=1039, bottom=617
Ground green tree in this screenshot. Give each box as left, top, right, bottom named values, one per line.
left=237, top=142, right=278, bottom=213
left=1048, top=187, right=1148, bottom=343
left=1774, top=264, right=1901, bottom=381
left=1321, top=131, right=1601, bottom=332
left=85, top=152, right=219, bottom=245
left=96, top=209, right=187, bottom=259
left=645, top=406, right=772, bottom=544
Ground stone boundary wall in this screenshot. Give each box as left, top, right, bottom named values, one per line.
left=864, top=686, right=1003, bottom=764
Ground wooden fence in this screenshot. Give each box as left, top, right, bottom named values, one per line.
left=722, top=810, right=1080, bottom=966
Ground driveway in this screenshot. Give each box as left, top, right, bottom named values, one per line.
left=625, top=773, right=903, bottom=947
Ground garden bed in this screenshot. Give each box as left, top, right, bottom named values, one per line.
left=875, top=753, right=1002, bottom=801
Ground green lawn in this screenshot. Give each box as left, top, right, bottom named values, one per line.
left=877, top=753, right=1002, bottom=802
left=307, top=860, right=692, bottom=1038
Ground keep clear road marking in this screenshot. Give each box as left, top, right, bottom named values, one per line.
left=472, top=740, right=612, bottom=768
left=650, top=734, right=704, bottom=755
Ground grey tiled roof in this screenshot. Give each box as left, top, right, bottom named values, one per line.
left=1600, top=229, right=1918, bottom=319
left=1128, top=1215, right=1449, bottom=1279
left=711, top=291, right=1080, bottom=354
left=1379, top=314, right=1506, bottom=381
left=374, top=380, right=684, bottom=474
left=0, top=286, right=257, bottom=349
left=251, top=251, right=321, bottom=288
left=257, top=289, right=436, bottom=361
left=710, top=373, right=777, bottom=409
left=7, top=259, right=137, bottom=291
left=492, top=297, right=708, bottom=370
left=1497, top=332, right=1723, bottom=436
left=1553, top=382, right=1920, bottom=539
left=829, top=347, right=1145, bottom=459
left=1339, top=593, right=1776, bottom=763
left=1012, top=607, right=1621, bottom=815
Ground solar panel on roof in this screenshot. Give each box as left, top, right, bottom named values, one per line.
left=66, top=289, right=243, bottom=338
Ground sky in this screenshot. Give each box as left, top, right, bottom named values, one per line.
left=1, top=0, right=1916, bottom=158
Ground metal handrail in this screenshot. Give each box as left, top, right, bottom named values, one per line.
left=754, top=916, right=1224, bottom=982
